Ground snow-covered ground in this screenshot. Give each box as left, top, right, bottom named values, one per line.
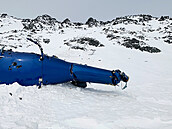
left=0, top=14, right=172, bottom=129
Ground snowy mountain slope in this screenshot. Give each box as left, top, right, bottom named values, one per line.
left=0, top=14, right=172, bottom=129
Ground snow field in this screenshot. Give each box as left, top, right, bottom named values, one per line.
left=0, top=14, right=172, bottom=129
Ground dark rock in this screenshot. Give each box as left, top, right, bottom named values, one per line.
left=1, top=14, right=7, bottom=18
left=12, top=30, right=18, bottom=33
left=137, top=36, right=145, bottom=40
left=86, top=17, right=99, bottom=27
left=102, top=28, right=109, bottom=33
left=61, top=30, right=64, bottom=33
left=140, top=46, right=161, bottom=53
left=99, top=21, right=105, bottom=25
left=164, top=40, right=172, bottom=44
left=107, top=34, right=120, bottom=40
left=62, top=18, right=70, bottom=24
left=163, top=36, right=172, bottom=44
left=73, top=22, right=84, bottom=26
left=77, top=37, right=104, bottom=47
left=31, top=29, right=36, bottom=33
left=43, top=38, right=50, bottom=44
left=61, top=18, right=73, bottom=27
left=22, top=19, right=31, bottom=23
left=158, top=16, right=169, bottom=21
left=114, top=30, right=118, bottom=33
left=64, top=37, right=104, bottom=50
left=112, top=16, right=139, bottom=25
left=35, top=14, right=57, bottom=25
left=113, top=21, right=118, bottom=25
left=164, top=16, right=169, bottom=19
left=22, top=14, right=57, bottom=30
left=71, top=46, right=86, bottom=50
left=111, top=14, right=153, bottom=25
left=103, top=20, right=112, bottom=25
left=129, top=31, right=137, bottom=35
left=122, top=38, right=161, bottom=53
left=138, top=14, right=153, bottom=22
left=159, top=16, right=165, bottom=21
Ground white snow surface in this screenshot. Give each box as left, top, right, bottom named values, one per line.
left=0, top=14, right=172, bottom=129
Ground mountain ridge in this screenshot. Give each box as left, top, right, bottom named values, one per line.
left=0, top=13, right=172, bottom=55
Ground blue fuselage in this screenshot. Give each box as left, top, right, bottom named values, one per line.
left=0, top=50, right=122, bottom=86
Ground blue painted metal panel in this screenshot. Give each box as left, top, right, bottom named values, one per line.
left=0, top=49, right=129, bottom=88
left=72, top=64, right=113, bottom=84
left=42, top=56, right=72, bottom=85
left=0, top=50, right=42, bottom=86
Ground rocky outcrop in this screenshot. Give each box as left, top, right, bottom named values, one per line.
left=22, top=14, right=57, bottom=31
left=64, top=37, right=104, bottom=51
left=158, top=16, right=170, bottom=21
left=1, top=14, right=172, bottom=54
left=122, top=38, right=161, bottom=53
left=85, top=17, right=100, bottom=27
left=0, top=13, right=8, bottom=18
left=163, top=36, right=172, bottom=44
left=62, top=18, right=71, bottom=24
